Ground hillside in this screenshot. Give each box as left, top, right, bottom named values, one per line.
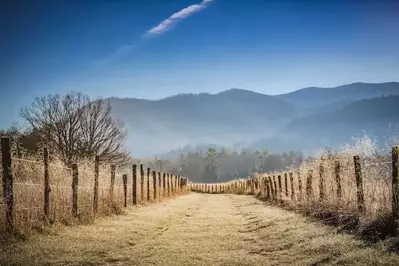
left=109, top=89, right=297, bottom=156
left=276, top=82, right=399, bottom=114
left=251, top=95, right=399, bottom=152
left=107, top=82, right=399, bottom=156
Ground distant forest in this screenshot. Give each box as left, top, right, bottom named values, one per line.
left=146, top=148, right=301, bottom=183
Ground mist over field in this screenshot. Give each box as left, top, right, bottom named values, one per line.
left=109, top=82, right=399, bottom=158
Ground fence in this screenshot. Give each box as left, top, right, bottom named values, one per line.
left=0, top=137, right=189, bottom=233
left=190, top=146, right=399, bottom=226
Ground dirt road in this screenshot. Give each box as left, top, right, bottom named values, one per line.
left=1, top=193, right=399, bottom=265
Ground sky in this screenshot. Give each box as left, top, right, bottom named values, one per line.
left=1, top=0, right=399, bottom=128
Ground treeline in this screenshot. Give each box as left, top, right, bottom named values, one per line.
left=148, top=148, right=302, bottom=183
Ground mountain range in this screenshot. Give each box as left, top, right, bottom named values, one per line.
left=108, top=82, right=399, bottom=157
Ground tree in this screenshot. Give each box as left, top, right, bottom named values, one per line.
left=205, top=148, right=218, bottom=183
left=21, top=92, right=126, bottom=165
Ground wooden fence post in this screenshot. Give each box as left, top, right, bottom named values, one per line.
left=158, top=172, right=162, bottom=198
left=284, top=173, right=288, bottom=197
left=153, top=171, right=157, bottom=201
left=319, top=161, right=325, bottom=200
left=268, top=177, right=274, bottom=201
left=72, top=163, right=78, bottom=218
left=298, top=171, right=303, bottom=201
left=93, top=156, right=99, bottom=214
left=174, top=175, right=177, bottom=194
left=132, top=164, right=137, bottom=205
left=167, top=173, right=170, bottom=196
left=180, top=177, right=183, bottom=191
left=172, top=174, right=175, bottom=194
left=306, top=170, right=313, bottom=201
left=335, top=160, right=341, bottom=199
left=147, top=168, right=150, bottom=201
left=43, top=147, right=50, bottom=219
left=289, top=172, right=294, bottom=200
left=256, top=179, right=259, bottom=195
left=1, top=137, right=13, bottom=230
left=273, top=176, right=278, bottom=200
left=265, top=179, right=271, bottom=200
left=392, top=146, right=399, bottom=219
left=140, top=164, right=144, bottom=202
left=175, top=175, right=179, bottom=194
left=170, top=174, right=174, bottom=194
left=277, top=175, right=282, bottom=202
left=163, top=173, right=166, bottom=197
left=354, top=155, right=365, bottom=214
left=110, top=164, right=115, bottom=199
left=175, top=175, right=178, bottom=193
left=123, top=174, right=127, bottom=207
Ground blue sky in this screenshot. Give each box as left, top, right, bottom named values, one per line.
left=1, top=0, right=399, bottom=127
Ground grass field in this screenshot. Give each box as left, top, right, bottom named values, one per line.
left=1, top=193, right=399, bottom=265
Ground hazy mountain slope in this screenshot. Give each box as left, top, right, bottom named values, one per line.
left=276, top=82, right=399, bottom=113
left=108, top=82, right=399, bottom=156
left=109, top=89, right=297, bottom=156
left=251, top=95, right=399, bottom=153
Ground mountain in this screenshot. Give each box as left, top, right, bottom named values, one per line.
left=251, top=95, right=399, bottom=153
left=109, top=89, right=297, bottom=156
left=108, top=82, right=399, bottom=157
left=276, top=82, right=399, bottom=114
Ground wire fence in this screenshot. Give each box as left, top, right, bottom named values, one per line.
left=0, top=139, right=189, bottom=234
left=192, top=146, right=399, bottom=226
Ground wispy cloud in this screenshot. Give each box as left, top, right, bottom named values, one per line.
left=145, top=0, right=215, bottom=36
left=91, top=0, right=215, bottom=68
left=91, top=44, right=137, bottom=68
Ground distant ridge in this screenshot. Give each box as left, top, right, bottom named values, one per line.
left=106, top=82, right=399, bottom=156
left=276, top=82, right=399, bottom=108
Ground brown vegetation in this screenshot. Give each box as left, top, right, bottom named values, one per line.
left=2, top=194, right=399, bottom=265
left=191, top=142, right=399, bottom=246
left=0, top=138, right=188, bottom=237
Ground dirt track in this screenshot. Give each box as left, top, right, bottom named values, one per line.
left=1, top=193, right=399, bottom=265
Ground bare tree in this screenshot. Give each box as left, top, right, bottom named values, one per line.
left=77, top=98, right=127, bottom=162
left=21, top=92, right=127, bottom=165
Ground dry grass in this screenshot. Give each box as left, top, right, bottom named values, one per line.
left=1, top=194, right=399, bottom=265
left=0, top=153, right=186, bottom=237
left=191, top=138, right=399, bottom=243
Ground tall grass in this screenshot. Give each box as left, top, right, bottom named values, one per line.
left=0, top=151, right=182, bottom=236
left=192, top=135, right=399, bottom=240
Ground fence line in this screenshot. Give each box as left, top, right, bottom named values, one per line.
left=0, top=136, right=190, bottom=233
left=190, top=146, right=399, bottom=229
